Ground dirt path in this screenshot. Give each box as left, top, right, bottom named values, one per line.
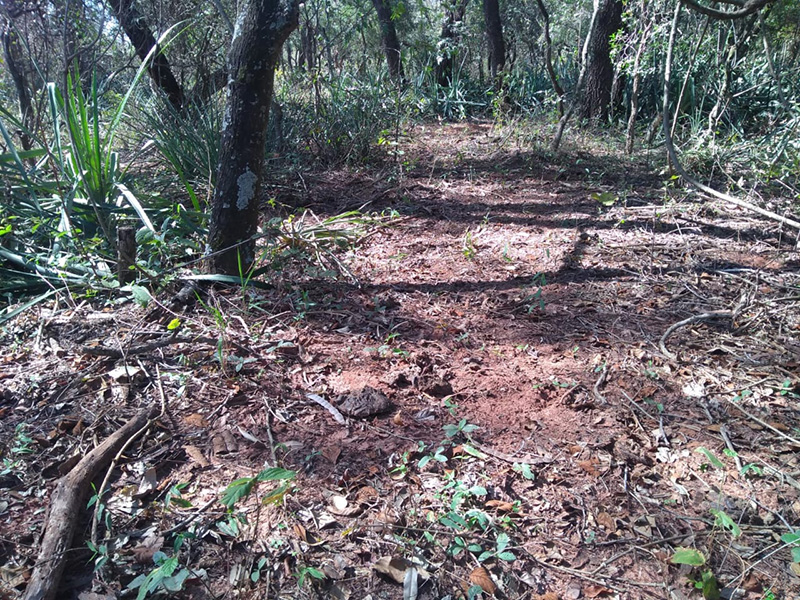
left=2, top=122, right=799, bottom=599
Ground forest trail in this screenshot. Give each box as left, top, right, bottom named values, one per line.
left=2, top=122, right=800, bottom=599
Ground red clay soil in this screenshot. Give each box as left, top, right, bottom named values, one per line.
left=1, top=122, right=800, bottom=600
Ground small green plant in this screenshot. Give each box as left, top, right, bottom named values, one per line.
left=670, top=547, right=719, bottom=599
left=390, top=450, right=411, bottom=477
left=779, top=379, right=798, bottom=398
left=710, top=508, right=741, bottom=538
left=220, top=467, right=296, bottom=509
left=522, top=273, right=546, bottom=312
left=0, top=458, right=20, bottom=477
left=367, top=332, right=410, bottom=359
left=127, top=547, right=192, bottom=599
left=164, top=483, right=192, bottom=509
left=443, top=418, right=479, bottom=440
left=294, top=564, right=325, bottom=588
left=418, top=444, right=448, bottom=468
left=462, top=228, right=477, bottom=260
left=475, top=531, right=517, bottom=563
left=87, top=483, right=113, bottom=533
left=250, top=556, right=268, bottom=583
left=10, top=424, right=34, bottom=455
left=86, top=540, right=110, bottom=570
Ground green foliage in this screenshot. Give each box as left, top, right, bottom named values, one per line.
left=220, top=467, right=296, bottom=509
left=670, top=547, right=706, bottom=566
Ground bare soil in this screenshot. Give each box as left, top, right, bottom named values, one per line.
left=2, top=122, right=800, bottom=600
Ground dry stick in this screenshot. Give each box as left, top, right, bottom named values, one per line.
left=662, top=4, right=800, bottom=231
left=306, top=393, right=347, bottom=425
left=725, top=397, right=800, bottom=447
left=23, top=407, right=157, bottom=600
left=592, top=364, right=608, bottom=404
left=719, top=424, right=743, bottom=472
left=658, top=310, right=733, bottom=360
left=464, top=433, right=552, bottom=466
left=81, top=335, right=219, bottom=358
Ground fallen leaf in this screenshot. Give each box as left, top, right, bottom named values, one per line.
left=585, top=583, right=614, bottom=597
left=373, top=556, right=410, bottom=584
left=322, top=445, right=341, bottom=464
left=183, top=445, right=209, bottom=468
left=134, top=467, right=158, bottom=498
left=107, top=365, right=142, bottom=382
left=356, top=486, right=379, bottom=505
left=596, top=511, right=616, bottom=533
left=293, top=523, right=307, bottom=542
left=469, top=567, right=497, bottom=595
left=486, top=500, right=516, bottom=512
left=131, top=536, right=163, bottom=563
left=564, top=581, right=582, bottom=599
left=184, top=413, right=209, bottom=428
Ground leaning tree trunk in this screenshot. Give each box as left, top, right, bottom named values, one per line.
left=206, top=0, right=299, bottom=275
left=436, top=0, right=469, bottom=87
left=106, top=0, right=185, bottom=110
left=371, top=0, right=405, bottom=84
left=482, top=0, right=505, bottom=85
left=580, top=0, right=622, bottom=122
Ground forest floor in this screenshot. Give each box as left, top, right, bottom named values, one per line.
left=2, top=121, right=800, bottom=600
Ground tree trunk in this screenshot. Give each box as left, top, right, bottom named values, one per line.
left=206, top=0, right=299, bottom=275
left=580, top=0, right=622, bottom=122
left=371, top=0, right=404, bottom=83
left=106, top=0, right=186, bottom=110
left=1, top=19, right=35, bottom=150
left=482, top=0, right=505, bottom=84
left=534, top=0, right=565, bottom=115
left=436, top=0, right=469, bottom=87
left=625, top=24, right=651, bottom=154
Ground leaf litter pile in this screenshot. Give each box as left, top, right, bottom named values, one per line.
left=2, top=122, right=800, bottom=600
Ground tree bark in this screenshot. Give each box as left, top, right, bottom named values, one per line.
left=371, top=0, right=404, bottom=83
left=482, top=0, right=505, bottom=84
left=106, top=0, right=185, bottom=110
left=580, top=0, right=622, bottom=122
left=206, top=0, right=299, bottom=275
left=436, top=0, right=469, bottom=87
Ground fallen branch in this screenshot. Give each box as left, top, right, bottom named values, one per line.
left=659, top=310, right=732, bottom=360
left=592, top=365, right=608, bottom=404
left=24, top=407, right=157, bottom=600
